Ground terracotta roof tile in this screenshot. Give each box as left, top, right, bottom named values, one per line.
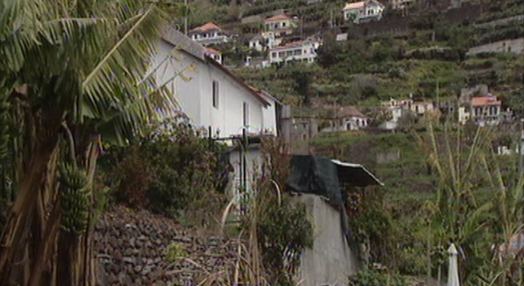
left=472, top=96, right=501, bottom=106
left=191, top=22, right=222, bottom=32
left=205, top=47, right=221, bottom=55
left=343, top=1, right=365, bottom=10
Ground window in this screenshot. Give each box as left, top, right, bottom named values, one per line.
left=212, top=81, right=219, bottom=109
left=272, top=52, right=277, bottom=58
left=243, top=102, right=249, bottom=126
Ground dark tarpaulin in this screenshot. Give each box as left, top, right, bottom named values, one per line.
left=287, top=155, right=344, bottom=206
left=287, top=155, right=383, bottom=206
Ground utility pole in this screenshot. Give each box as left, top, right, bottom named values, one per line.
left=519, top=118, right=524, bottom=176
left=184, top=0, right=188, bottom=35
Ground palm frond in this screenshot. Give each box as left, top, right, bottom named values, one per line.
left=80, top=3, right=166, bottom=122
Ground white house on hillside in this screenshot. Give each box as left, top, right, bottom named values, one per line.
left=390, top=0, right=415, bottom=9
left=156, top=28, right=278, bottom=138
left=205, top=47, right=223, bottom=65
left=459, top=95, right=503, bottom=126
left=343, top=0, right=385, bottom=23
left=153, top=28, right=280, bottom=193
left=322, top=106, right=369, bottom=132
left=264, top=14, right=296, bottom=37
left=248, top=34, right=266, bottom=52
left=188, top=22, right=232, bottom=46
left=268, top=39, right=321, bottom=65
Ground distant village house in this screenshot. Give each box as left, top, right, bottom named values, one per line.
left=343, top=0, right=385, bottom=23
left=458, top=84, right=512, bottom=126
left=189, top=22, right=232, bottom=46
left=264, top=14, right=296, bottom=37
left=390, top=0, right=415, bottom=9
left=268, top=39, right=320, bottom=65
left=379, top=97, right=437, bottom=130
left=322, top=106, right=369, bottom=132
left=205, top=47, right=223, bottom=65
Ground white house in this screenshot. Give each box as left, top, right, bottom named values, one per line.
left=264, top=14, right=296, bottom=37
left=460, top=96, right=503, bottom=126
left=188, top=22, right=232, bottom=46
left=410, top=101, right=435, bottom=117
left=322, top=106, right=369, bottom=132
left=343, top=0, right=385, bottom=23
left=390, top=0, right=415, bottom=9
left=379, top=98, right=412, bottom=130
left=248, top=34, right=265, bottom=52
left=205, top=47, right=223, bottom=65
left=154, top=28, right=280, bottom=193
left=268, top=39, right=320, bottom=65
left=458, top=85, right=509, bottom=126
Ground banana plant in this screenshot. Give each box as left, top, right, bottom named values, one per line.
left=0, top=0, right=177, bottom=285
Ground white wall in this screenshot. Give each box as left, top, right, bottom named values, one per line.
left=154, top=40, right=271, bottom=138
left=467, top=38, right=524, bottom=56
left=153, top=40, right=202, bottom=125
left=296, top=194, right=361, bottom=286
left=365, top=2, right=384, bottom=17
left=344, top=8, right=363, bottom=21
left=269, top=42, right=318, bottom=64
left=229, top=148, right=264, bottom=195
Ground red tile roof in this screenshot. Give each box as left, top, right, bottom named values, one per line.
left=343, top=1, right=365, bottom=10
left=205, top=47, right=221, bottom=55
left=191, top=22, right=222, bottom=32
left=265, top=14, right=291, bottom=22
left=472, top=96, right=501, bottom=106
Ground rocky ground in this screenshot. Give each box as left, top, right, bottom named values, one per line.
left=95, top=206, right=240, bottom=286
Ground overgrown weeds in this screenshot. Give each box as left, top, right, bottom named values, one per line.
left=99, top=117, right=228, bottom=223
left=219, top=137, right=314, bottom=286
left=419, top=121, right=524, bottom=286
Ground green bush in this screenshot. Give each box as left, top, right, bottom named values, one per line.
left=348, top=269, right=408, bottom=286
left=100, top=117, right=228, bottom=219
left=240, top=138, right=314, bottom=286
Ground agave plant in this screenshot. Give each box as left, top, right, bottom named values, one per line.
left=0, top=0, right=177, bottom=285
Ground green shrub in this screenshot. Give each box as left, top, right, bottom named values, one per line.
left=114, top=145, right=152, bottom=209
left=239, top=138, right=314, bottom=286
left=165, top=242, right=187, bottom=263
left=348, top=268, right=408, bottom=286
left=100, top=117, right=227, bottom=220
left=256, top=194, right=313, bottom=285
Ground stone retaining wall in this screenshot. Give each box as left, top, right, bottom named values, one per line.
left=95, top=206, right=239, bottom=286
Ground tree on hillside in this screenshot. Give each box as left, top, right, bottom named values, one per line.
left=316, top=32, right=342, bottom=68
left=0, top=0, right=175, bottom=285
left=282, top=63, right=319, bottom=107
